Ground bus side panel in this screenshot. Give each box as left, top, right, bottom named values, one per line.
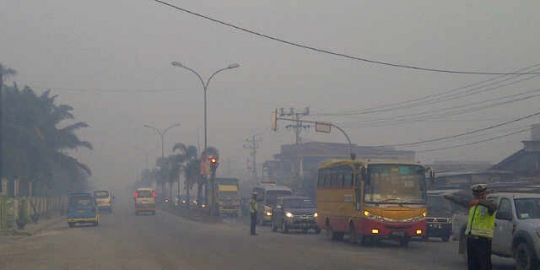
left=316, top=187, right=357, bottom=233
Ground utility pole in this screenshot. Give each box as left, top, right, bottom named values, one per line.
left=279, top=107, right=310, bottom=181
left=244, top=135, right=262, bottom=180
left=280, top=107, right=310, bottom=145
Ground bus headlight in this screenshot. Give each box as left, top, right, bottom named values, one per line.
left=285, top=212, right=294, bottom=218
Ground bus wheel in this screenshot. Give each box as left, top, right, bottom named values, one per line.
left=349, top=223, right=358, bottom=244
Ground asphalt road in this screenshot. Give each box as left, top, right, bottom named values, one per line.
left=0, top=194, right=516, bottom=270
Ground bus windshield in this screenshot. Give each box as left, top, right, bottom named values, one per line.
left=364, top=164, right=426, bottom=204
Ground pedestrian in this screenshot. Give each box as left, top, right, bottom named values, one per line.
left=250, top=192, right=258, bottom=235
left=444, top=184, right=497, bottom=270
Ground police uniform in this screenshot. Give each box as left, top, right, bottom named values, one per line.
left=446, top=184, right=497, bottom=270
left=250, top=193, right=258, bottom=235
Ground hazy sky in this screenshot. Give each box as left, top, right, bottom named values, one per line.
left=2, top=0, right=539, bottom=188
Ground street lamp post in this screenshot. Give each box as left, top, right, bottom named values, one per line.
left=144, top=123, right=181, bottom=197
left=171, top=62, right=239, bottom=153
left=171, top=61, right=239, bottom=216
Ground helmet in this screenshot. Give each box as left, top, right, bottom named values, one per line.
left=471, top=184, right=488, bottom=195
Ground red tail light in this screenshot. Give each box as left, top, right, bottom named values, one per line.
left=152, top=190, right=156, bottom=197
left=134, top=192, right=139, bottom=198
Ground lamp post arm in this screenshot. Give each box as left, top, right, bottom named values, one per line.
left=205, top=67, right=231, bottom=91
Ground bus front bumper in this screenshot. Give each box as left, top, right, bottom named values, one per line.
left=359, top=218, right=426, bottom=239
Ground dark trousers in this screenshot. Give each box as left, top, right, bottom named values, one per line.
left=250, top=212, right=257, bottom=235
left=467, top=235, right=492, bottom=270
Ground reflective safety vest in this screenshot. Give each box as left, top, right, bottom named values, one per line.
left=250, top=199, right=258, bottom=213
left=465, top=205, right=496, bottom=238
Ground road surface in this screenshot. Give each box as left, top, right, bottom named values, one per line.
left=0, top=194, right=515, bottom=270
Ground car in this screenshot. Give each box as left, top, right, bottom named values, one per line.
left=93, top=190, right=113, bottom=213
left=426, top=190, right=456, bottom=242
left=456, top=192, right=540, bottom=269
left=67, top=192, right=99, bottom=227
left=134, top=187, right=156, bottom=215
left=271, top=196, right=320, bottom=234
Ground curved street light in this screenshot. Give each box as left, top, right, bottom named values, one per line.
left=144, top=123, right=181, bottom=196
left=143, top=123, right=182, bottom=159
left=171, top=62, right=239, bottom=153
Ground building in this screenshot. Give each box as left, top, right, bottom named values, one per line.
left=263, top=141, right=415, bottom=198
left=491, top=124, right=540, bottom=177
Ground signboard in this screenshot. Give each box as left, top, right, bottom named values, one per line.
left=271, top=109, right=278, bottom=131
left=315, top=122, right=332, bottom=133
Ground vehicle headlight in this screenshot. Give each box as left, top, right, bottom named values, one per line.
left=285, top=212, right=294, bottom=218
left=265, top=211, right=272, bottom=216
left=313, top=212, right=318, bottom=218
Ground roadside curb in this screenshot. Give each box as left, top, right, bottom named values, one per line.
left=0, top=215, right=64, bottom=237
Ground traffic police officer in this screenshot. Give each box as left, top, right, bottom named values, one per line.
left=444, top=184, right=497, bottom=270
left=250, top=192, right=258, bottom=235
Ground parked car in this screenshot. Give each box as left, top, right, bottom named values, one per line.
left=67, top=192, right=99, bottom=227
left=271, top=196, right=320, bottom=234
left=457, top=192, right=540, bottom=270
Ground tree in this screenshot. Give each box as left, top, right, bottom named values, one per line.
left=0, top=62, right=17, bottom=87
left=169, top=143, right=198, bottom=203
left=1, top=83, right=92, bottom=195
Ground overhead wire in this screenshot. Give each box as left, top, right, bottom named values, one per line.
left=417, top=128, right=530, bottom=153
left=153, top=0, right=540, bottom=76
left=312, top=63, right=540, bottom=116
left=375, top=110, right=540, bottom=147
left=340, top=87, right=540, bottom=128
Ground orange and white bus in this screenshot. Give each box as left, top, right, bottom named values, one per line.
left=316, top=159, right=433, bottom=247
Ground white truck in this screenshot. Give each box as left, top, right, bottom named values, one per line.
left=454, top=192, right=540, bottom=270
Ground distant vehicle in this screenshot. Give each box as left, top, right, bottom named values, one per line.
left=426, top=190, right=456, bottom=242
left=175, top=195, right=197, bottom=207
left=67, top=192, right=99, bottom=227
left=271, top=196, right=320, bottom=234
left=93, top=190, right=113, bottom=213
left=215, top=178, right=241, bottom=217
left=252, top=182, right=293, bottom=225
left=134, top=187, right=156, bottom=215
left=456, top=192, right=540, bottom=269
left=316, top=159, right=434, bottom=247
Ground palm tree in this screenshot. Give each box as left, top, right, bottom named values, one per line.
left=0, top=62, right=17, bottom=87
left=1, top=84, right=92, bottom=195
left=170, top=143, right=198, bottom=204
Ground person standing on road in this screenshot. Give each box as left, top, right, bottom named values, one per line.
left=250, top=192, right=258, bottom=236
left=444, top=184, right=497, bottom=270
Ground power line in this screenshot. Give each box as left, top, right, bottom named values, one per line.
left=341, top=87, right=540, bottom=128
left=418, top=128, right=530, bottom=153
left=376, top=110, right=540, bottom=147
left=315, top=64, right=540, bottom=117
left=154, top=0, right=540, bottom=76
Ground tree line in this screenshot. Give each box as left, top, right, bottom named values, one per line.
left=1, top=63, right=92, bottom=196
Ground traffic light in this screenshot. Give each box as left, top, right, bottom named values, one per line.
left=209, top=156, right=218, bottom=172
